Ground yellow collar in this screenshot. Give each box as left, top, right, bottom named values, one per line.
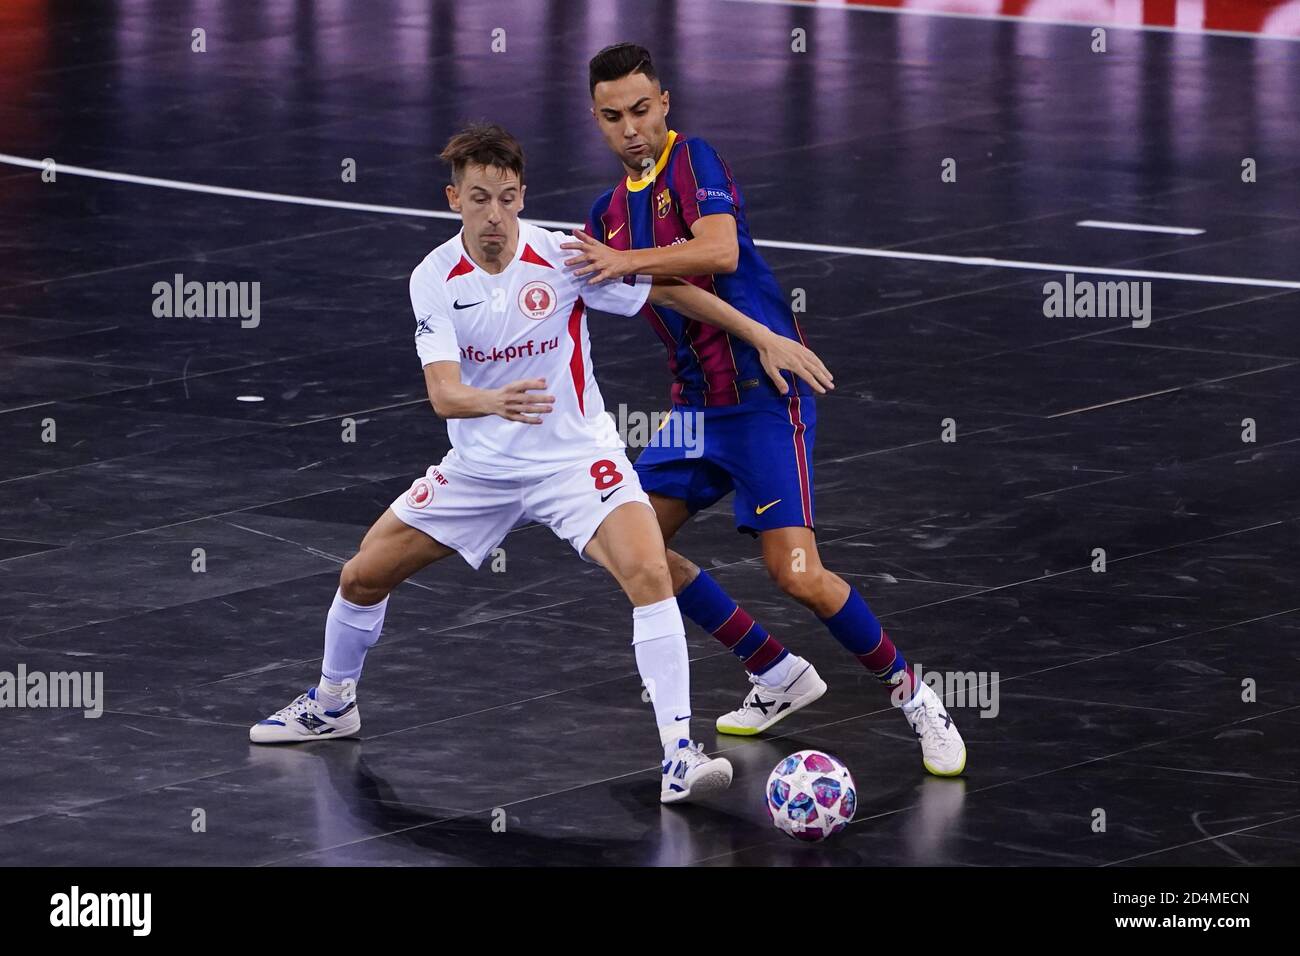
left=626, top=130, right=678, bottom=192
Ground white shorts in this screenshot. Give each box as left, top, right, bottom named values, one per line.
left=389, top=449, right=653, bottom=570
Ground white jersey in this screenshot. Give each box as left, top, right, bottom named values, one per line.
left=410, top=221, right=651, bottom=478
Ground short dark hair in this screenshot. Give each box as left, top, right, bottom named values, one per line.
left=438, top=123, right=525, bottom=185
left=588, top=42, right=658, bottom=96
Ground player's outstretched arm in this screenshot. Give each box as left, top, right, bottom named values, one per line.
left=422, top=361, right=556, bottom=424
left=561, top=215, right=738, bottom=283
left=647, top=280, right=834, bottom=396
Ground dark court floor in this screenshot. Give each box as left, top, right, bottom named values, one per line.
left=1, top=0, right=1299, bottom=867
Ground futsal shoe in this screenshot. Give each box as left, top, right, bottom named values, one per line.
left=901, top=681, right=967, bottom=776
left=249, top=684, right=360, bottom=744
left=661, top=740, right=734, bottom=804
left=715, top=659, right=827, bottom=736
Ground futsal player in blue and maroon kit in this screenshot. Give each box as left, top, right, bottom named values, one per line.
left=564, top=43, right=966, bottom=775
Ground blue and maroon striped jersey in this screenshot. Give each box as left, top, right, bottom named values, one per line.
left=586, top=130, right=812, bottom=407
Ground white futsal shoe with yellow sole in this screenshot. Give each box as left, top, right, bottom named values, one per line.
left=715, top=658, right=827, bottom=736
left=901, top=681, right=967, bottom=776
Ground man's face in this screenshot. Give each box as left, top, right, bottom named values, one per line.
left=446, top=163, right=524, bottom=259
left=591, top=72, right=670, bottom=177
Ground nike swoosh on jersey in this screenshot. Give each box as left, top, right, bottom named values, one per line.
left=453, top=299, right=484, bottom=310
left=755, top=499, right=782, bottom=514
left=600, top=486, right=625, bottom=502
left=606, top=223, right=626, bottom=240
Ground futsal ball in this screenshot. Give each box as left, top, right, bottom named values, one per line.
left=765, top=750, right=856, bottom=842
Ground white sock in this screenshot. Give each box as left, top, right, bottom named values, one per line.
left=316, top=677, right=356, bottom=711
left=754, top=653, right=802, bottom=689
left=319, top=588, right=387, bottom=707
left=631, top=597, right=691, bottom=757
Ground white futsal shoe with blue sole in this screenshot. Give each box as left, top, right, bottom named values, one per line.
left=661, top=739, right=734, bottom=804
left=249, top=684, right=360, bottom=744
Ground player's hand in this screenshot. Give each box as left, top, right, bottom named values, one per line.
left=561, top=229, right=633, bottom=284
left=755, top=331, right=835, bottom=396
left=491, top=378, right=555, bottom=424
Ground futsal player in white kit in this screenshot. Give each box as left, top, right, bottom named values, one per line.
left=249, top=124, right=833, bottom=804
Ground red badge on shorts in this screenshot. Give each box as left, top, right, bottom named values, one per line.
left=406, top=477, right=434, bottom=509
left=518, top=280, right=557, bottom=320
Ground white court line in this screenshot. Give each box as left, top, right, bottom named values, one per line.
left=4, top=153, right=1300, bottom=290
left=1077, top=219, right=1206, bottom=236
left=754, top=238, right=1300, bottom=288
left=0, top=154, right=551, bottom=225
left=720, top=0, right=1300, bottom=43
left=1046, top=361, right=1298, bottom=419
